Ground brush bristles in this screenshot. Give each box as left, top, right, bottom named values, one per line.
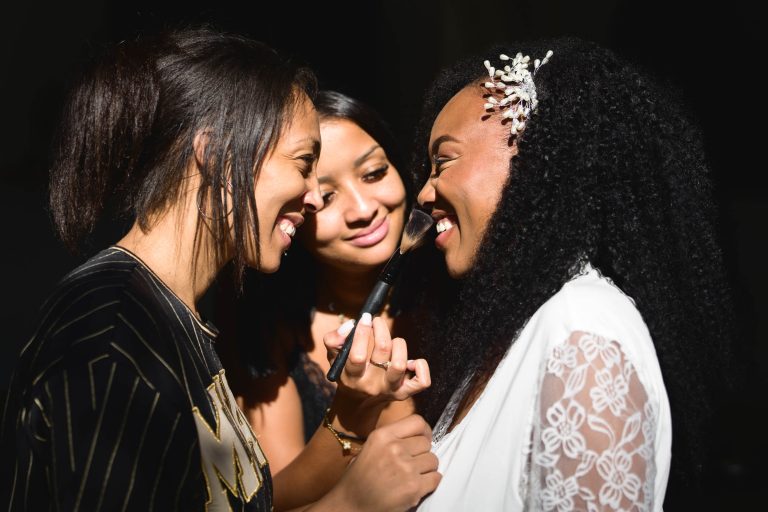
left=400, top=209, right=434, bottom=253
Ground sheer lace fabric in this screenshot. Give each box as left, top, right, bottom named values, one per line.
left=417, top=266, right=670, bottom=511
left=528, top=332, right=657, bottom=512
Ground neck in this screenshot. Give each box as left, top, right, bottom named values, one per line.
left=117, top=208, right=221, bottom=318
left=315, top=262, right=382, bottom=316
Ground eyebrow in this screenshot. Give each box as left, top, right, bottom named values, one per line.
left=353, top=145, right=382, bottom=168
left=287, top=137, right=321, bottom=156
left=430, top=135, right=460, bottom=157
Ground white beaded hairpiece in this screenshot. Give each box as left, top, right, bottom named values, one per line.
left=482, top=50, right=553, bottom=137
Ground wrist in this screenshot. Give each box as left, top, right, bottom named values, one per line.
left=327, top=396, right=387, bottom=438
left=322, top=408, right=365, bottom=457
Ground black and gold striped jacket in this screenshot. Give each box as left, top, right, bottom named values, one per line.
left=1, top=247, right=272, bottom=511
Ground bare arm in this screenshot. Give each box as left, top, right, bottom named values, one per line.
left=238, top=374, right=305, bottom=475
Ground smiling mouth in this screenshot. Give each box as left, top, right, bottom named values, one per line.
left=347, top=217, right=389, bottom=248
left=278, top=219, right=297, bottom=237
left=277, top=213, right=304, bottom=242
left=435, top=217, right=456, bottom=234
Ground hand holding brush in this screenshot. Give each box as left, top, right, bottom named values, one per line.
left=326, top=209, right=434, bottom=382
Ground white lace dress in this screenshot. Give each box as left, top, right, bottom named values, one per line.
left=418, top=265, right=672, bottom=511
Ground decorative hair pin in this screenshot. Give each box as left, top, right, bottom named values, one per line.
left=482, top=50, right=553, bottom=137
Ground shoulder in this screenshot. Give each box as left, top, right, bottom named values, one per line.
left=536, top=266, right=645, bottom=336
left=15, top=248, right=179, bottom=393
left=521, top=264, right=658, bottom=374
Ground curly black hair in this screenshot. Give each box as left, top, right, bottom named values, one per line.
left=409, top=37, right=734, bottom=499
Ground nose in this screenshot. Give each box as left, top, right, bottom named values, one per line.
left=417, top=179, right=436, bottom=209
left=343, top=184, right=377, bottom=224
left=303, top=175, right=323, bottom=214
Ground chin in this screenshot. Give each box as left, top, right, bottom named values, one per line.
left=260, top=261, right=280, bottom=274
left=255, top=252, right=282, bottom=274
left=445, top=254, right=472, bottom=280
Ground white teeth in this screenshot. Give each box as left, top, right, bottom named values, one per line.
left=436, top=218, right=456, bottom=234
left=278, top=219, right=296, bottom=237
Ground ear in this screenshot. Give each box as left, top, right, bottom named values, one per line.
left=193, top=130, right=211, bottom=168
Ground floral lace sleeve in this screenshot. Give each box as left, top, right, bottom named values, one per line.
left=527, top=331, right=658, bottom=511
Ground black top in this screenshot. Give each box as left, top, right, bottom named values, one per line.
left=1, top=247, right=272, bottom=511
left=289, top=350, right=335, bottom=442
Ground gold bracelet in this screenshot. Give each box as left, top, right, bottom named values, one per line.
left=322, top=409, right=365, bottom=456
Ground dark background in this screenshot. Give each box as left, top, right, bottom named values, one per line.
left=1, top=0, right=764, bottom=508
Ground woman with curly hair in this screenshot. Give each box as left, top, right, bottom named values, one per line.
left=407, top=38, right=733, bottom=510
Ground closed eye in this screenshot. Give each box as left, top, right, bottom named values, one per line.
left=432, top=156, right=453, bottom=178
left=297, top=154, right=317, bottom=178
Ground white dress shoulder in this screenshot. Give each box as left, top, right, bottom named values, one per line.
left=418, top=265, right=672, bottom=511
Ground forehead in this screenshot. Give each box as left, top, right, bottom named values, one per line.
left=429, top=84, right=497, bottom=144
left=283, top=94, right=320, bottom=140
left=319, top=118, right=376, bottom=151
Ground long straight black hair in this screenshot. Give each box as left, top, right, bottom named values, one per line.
left=49, top=28, right=317, bottom=284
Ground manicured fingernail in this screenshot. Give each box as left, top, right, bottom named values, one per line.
left=337, top=319, right=355, bottom=336
left=360, top=313, right=372, bottom=326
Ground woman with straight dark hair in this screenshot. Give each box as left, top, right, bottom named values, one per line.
left=0, top=29, right=439, bottom=511
left=215, top=90, right=420, bottom=474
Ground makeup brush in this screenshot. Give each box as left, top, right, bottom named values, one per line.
left=326, top=209, right=434, bottom=382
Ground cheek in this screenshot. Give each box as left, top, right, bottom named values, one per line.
left=302, top=210, right=342, bottom=247
left=382, top=183, right=407, bottom=211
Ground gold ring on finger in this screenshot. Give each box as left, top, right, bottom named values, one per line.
left=369, top=359, right=391, bottom=370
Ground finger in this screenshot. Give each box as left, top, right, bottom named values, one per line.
left=400, top=434, right=433, bottom=457
left=411, top=451, right=440, bottom=475
left=381, top=414, right=432, bottom=440
left=369, top=317, right=393, bottom=371
left=400, top=358, right=431, bottom=395
left=386, top=337, right=408, bottom=385
left=324, top=319, right=355, bottom=362
left=418, top=470, right=442, bottom=496
left=345, top=313, right=372, bottom=378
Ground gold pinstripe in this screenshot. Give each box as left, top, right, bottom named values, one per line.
left=9, top=459, right=18, bottom=510
left=116, top=313, right=183, bottom=388
left=88, top=354, right=110, bottom=411
left=95, top=376, right=140, bottom=511
left=71, top=325, right=115, bottom=347
left=109, top=342, right=158, bottom=391
left=119, top=391, right=159, bottom=512
left=32, top=398, right=51, bottom=428
left=51, top=300, right=121, bottom=337
left=147, top=412, right=181, bottom=512
left=74, top=362, right=116, bottom=512
left=63, top=370, right=75, bottom=472
left=23, top=451, right=33, bottom=510
left=31, top=355, right=64, bottom=386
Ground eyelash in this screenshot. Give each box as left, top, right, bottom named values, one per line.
left=432, top=157, right=451, bottom=178
left=362, top=165, right=389, bottom=183
left=321, top=190, right=336, bottom=206
left=319, top=165, right=389, bottom=206
left=298, top=155, right=316, bottom=178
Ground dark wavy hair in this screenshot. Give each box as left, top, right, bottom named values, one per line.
left=49, top=28, right=317, bottom=285
left=410, top=38, right=734, bottom=499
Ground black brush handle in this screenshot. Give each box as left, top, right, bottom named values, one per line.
left=326, top=248, right=406, bottom=382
